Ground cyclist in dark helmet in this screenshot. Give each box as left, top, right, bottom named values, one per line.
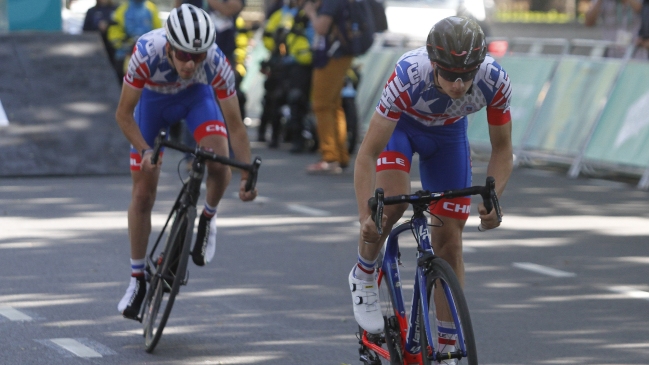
left=426, top=15, right=487, bottom=98
left=348, top=16, right=514, bottom=357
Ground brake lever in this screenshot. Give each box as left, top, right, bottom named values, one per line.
left=478, top=176, right=502, bottom=232
left=151, top=130, right=166, bottom=165
left=245, top=157, right=262, bottom=192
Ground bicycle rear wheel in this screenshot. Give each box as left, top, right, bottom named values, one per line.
left=142, top=209, right=193, bottom=352
left=420, top=258, right=477, bottom=365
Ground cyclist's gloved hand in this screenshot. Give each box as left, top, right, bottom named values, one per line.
left=360, top=214, right=387, bottom=245
left=477, top=202, right=501, bottom=231
left=238, top=179, right=257, bottom=202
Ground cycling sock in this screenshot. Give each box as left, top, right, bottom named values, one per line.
left=202, top=203, right=217, bottom=219
left=130, top=258, right=145, bottom=277
left=437, top=319, right=457, bottom=352
left=353, top=251, right=377, bottom=281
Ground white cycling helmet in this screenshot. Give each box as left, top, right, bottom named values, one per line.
left=165, top=4, right=216, bottom=54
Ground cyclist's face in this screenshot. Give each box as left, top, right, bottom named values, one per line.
left=433, top=63, right=475, bottom=99
left=168, top=45, right=207, bottom=79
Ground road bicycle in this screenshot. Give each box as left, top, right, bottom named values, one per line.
left=358, top=177, right=502, bottom=365
left=136, top=130, right=261, bottom=353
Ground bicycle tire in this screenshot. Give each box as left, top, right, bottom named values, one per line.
left=142, top=209, right=193, bottom=352
left=420, top=258, right=477, bottom=365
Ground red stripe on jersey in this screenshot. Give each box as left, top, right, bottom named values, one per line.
left=193, top=120, right=228, bottom=142
left=486, top=107, right=511, bottom=126
left=376, top=151, right=410, bottom=173
left=430, top=197, right=471, bottom=220
left=215, top=89, right=235, bottom=100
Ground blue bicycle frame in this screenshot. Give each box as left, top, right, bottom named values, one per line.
left=379, top=213, right=468, bottom=362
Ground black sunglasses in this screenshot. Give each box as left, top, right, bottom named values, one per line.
left=172, top=47, right=207, bottom=63
left=436, top=66, right=479, bottom=83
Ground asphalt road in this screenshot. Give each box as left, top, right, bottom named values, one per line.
left=1, top=139, right=649, bottom=364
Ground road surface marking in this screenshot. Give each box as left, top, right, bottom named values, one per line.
left=512, top=262, right=576, bottom=277
left=50, top=338, right=102, bottom=358
left=0, top=99, right=8, bottom=127
left=608, top=286, right=649, bottom=301
left=286, top=204, right=330, bottom=217
left=0, top=306, right=32, bottom=321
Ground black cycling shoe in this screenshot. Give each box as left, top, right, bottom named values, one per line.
left=118, top=275, right=146, bottom=320
left=192, top=214, right=210, bottom=266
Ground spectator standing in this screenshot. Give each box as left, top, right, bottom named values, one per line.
left=585, top=0, right=643, bottom=57
left=107, top=0, right=162, bottom=84
left=207, top=0, right=249, bottom=119
left=303, top=0, right=354, bottom=174
left=259, top=0, right=314, bottom=151
left=83, top=0, right=118, bottom=73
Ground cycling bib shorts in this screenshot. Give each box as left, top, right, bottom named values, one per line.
left=377, top=117, right=472, bottom=220
left=129, top=84, right=228, bottom=171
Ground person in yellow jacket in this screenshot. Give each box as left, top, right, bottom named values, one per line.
left=107, top=0, right=162, bottom=84
left=258, top=0, right=314, bottom=152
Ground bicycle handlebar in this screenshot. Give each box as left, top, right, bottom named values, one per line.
left=151, top=130, right=262, bottom=192
left=368, top=176, right=502, bottom=235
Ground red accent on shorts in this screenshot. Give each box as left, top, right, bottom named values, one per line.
left=194, top=120, right=228, bottom=142
left=376, top=151, right=411, bottom=173
left=430, top=196, right=472, bottom=220
left=487, top=107, right=512, bottom=126
left=130, top=151, right=164, bottom=171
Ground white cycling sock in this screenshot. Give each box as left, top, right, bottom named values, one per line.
left=353, top=250, right=377, bottom=281
left=437, top=319, right=457, bottom=354
left=203, top=203, right=216, bottom=219
left=130, top=258, right=145, bottom=277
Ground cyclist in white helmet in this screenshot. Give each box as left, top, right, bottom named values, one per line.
left=115, top=3, right=258, bottom=320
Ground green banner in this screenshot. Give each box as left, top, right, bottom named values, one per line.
left=521, top=57, right=621, bottom=156
left=468, top=56, right=557, bottom=148
left=583, top=61, right=649, bottom=168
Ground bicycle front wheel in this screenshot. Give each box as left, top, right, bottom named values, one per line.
left=420, top=258, right=477, bottom=365
left=142, top=209, right=193, bottom=353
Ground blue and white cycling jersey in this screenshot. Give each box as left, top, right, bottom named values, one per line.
left=377, top=47, right=512, bottom=127
left=124, top=28, right=236, bottom=99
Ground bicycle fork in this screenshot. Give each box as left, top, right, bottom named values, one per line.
left=418, top=255, right=468, bottom=363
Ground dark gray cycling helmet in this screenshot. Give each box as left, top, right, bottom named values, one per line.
left=426, top=16, right=487, bottom=72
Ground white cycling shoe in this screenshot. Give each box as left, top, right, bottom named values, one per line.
left=349, top=267, right=384, bottom=334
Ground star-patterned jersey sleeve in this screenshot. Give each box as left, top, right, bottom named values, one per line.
left=204, top=47, right=236, bottom=100
left=478, top=57, right=512, bottom=126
